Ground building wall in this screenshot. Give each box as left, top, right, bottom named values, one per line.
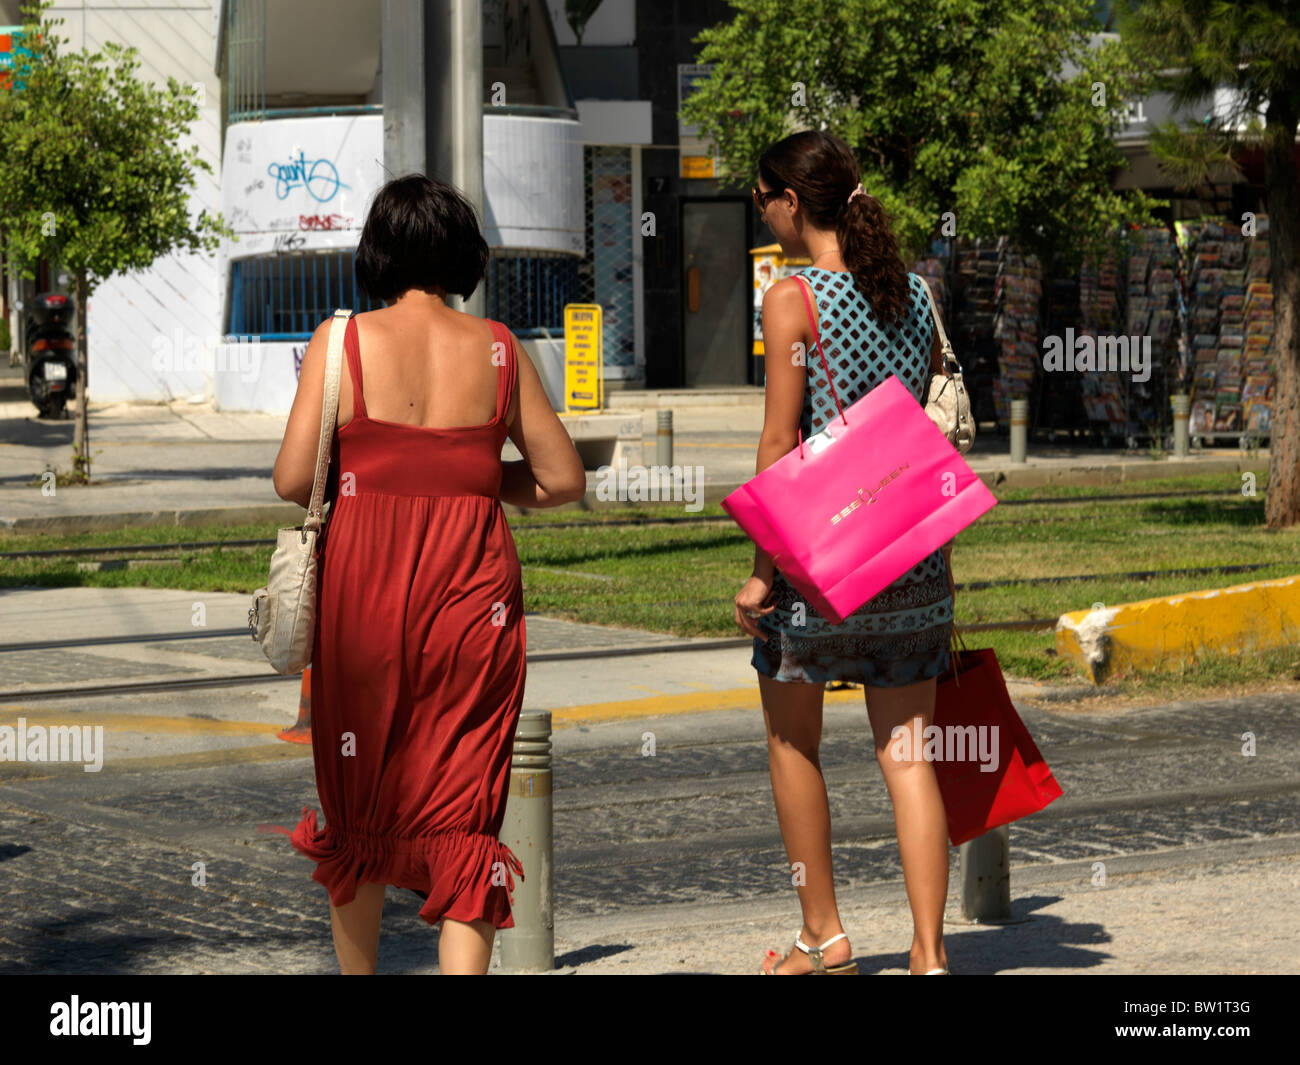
left=52, top=0, right=221, bottom=403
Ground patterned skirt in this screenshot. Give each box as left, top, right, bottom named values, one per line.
left=752, top=548, right=954, bottom=687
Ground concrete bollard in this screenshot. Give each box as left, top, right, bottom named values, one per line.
left=1009, top=399, right=1028, bottom=464
left=498, top=710, right=553, bottom=971
left=959, top=825, right=1011, bottom=922
left=1171, top=393, right=1190, bottom=458
left=657, top=409, right=673, bottom=468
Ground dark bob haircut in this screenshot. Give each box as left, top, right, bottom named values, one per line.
left=354, top=173, right=490, bottom=302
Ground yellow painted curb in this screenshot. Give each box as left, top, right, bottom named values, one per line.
left=1055, top=574, right=1300, bottom=683
left=547, top=685, right=864, bottom=729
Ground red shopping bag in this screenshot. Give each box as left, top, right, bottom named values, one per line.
left=931, top=645, right=1063, bottom=846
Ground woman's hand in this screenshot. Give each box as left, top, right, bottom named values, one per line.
left=735, top=575, right=776, bottom=638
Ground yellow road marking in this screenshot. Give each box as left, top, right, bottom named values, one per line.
left=0, top=687, right=867, bottom=774
left=0, top=708, right=286, bottom=736
left=548, top=685, right=862, bottom=728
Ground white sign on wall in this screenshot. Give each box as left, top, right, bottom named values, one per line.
left=221, top=114, right=385, bottom=258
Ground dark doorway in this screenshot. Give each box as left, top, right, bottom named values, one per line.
left=681, top=199, right=749, bottom=386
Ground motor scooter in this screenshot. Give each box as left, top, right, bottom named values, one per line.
left=26, top=291, right=78, bottom=418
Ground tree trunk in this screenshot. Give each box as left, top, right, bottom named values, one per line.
left=73, top=270, right=90, bottom=482
left=1263, top=95, right=1299, bottom=529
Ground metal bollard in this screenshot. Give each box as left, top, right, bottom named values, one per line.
left=498, top=710, right=553, bottom=971
left=959, top=825, right=1011, bottom=922
left=1009, top=399, right=1028, bottom=464
left=1171, top=393, right=1190, bottom=458
left=657, top=408, right=673, bottom=468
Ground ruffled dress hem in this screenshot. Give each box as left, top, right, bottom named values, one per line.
left=274, top=806, right=525, bottom=929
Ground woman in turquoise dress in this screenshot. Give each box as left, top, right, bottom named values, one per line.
left=737, top=130, right=955, bottom=975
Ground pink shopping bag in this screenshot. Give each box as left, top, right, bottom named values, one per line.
left=722, top=372, right=997, bottom=624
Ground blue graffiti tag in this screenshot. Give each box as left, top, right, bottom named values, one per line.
left=266, top=151, right=350, bottom=203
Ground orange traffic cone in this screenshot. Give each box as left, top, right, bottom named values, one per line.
left=277, top=665, right=312, bottom=743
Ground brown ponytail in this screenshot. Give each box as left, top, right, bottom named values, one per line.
left=757, top=130, right=911, bottom=325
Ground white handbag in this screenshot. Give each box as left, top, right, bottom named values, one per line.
left=248, top=309, right=352, bottom=674
left=920, top=281, right=974, bottom=454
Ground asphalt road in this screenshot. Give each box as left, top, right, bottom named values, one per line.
left=1, top=677, right=1296, bottom=974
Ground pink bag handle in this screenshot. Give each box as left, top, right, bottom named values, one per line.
left=792, top=273, right=847, bottom=459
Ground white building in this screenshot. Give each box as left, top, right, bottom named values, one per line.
left=12, top=0, right=651, bottom=413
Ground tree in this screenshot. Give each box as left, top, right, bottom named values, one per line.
left=566, top=1, right=606, bottom=46
left=1119, top=0, right=1300, bottom=529
left=0, top=0, right=229, bottom=482
left=680, top=0, right=1164, bottom=276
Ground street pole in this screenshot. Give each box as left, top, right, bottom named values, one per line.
left=425, top=0, right=484, bottom=318
left=1009, top=398, right=1028, bottom=464
left=1171, top=393, right=1190, bottom=458
left=960, top=825, right=1011, bottom=921
left=381, top=0, right=485, bottom=318
left=380, top=0, right=425, bottom=180
left=499, top=710, right=554, bottom=971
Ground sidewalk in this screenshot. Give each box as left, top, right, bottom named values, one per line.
left=0, top=587, right=1094, bottom=714
left=545, top=835, right=1300, bottom=974
left=0, top=392, right=1272, bottom=533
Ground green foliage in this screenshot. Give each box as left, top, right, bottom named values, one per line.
left=0, top=317, right=10, bottom=352
left=1117, top=0, right=1300, bottom=188
left=0, top=0, right=231, bottom=294
left=678, top=0, right=1165, bottom=270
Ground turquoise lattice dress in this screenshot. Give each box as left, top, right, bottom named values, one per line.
left=752, top=268, right=955, bottom=686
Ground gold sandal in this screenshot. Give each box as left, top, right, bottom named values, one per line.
left=762, top=932, right=858, bottom=975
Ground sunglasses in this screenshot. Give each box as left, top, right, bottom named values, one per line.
left=752, top=185, right=786, bottom=213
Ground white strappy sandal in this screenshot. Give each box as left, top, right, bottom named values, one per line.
left=912, top=966, right=950, bottom=974
left=762, top=931, right=858, bottom=975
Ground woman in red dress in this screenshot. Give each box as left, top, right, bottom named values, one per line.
left=272, top=175, right=585, bottom=974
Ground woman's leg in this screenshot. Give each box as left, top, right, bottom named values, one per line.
left=758, top=671, right=852, bottom=973
left=864, top=676, right=950, bottom=974
left=329, top=881, right=387, bottom=974
left=438, top=917, right=496, bottom=974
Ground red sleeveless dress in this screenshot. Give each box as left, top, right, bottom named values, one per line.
left=283, top=315, right=527, bottom=928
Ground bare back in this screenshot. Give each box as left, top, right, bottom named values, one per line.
left=337, top=303, right=519, bottom=431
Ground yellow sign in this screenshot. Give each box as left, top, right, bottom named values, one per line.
left=681, top=154, right=715, bottom=179
left=564, top=303, right=603, bottom=411
left=750, top=243, right=811, bottom=355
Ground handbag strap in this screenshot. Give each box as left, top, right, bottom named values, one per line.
left=919, top=278, right=959, bottom=376
left=303, top=309, right=353, bottom=535
left=792, top=273, right=847, bottom=459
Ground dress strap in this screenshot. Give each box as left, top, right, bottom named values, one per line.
left=488, top=319, right=517, bottom=425
left=343, top=315, right=366, bottom=421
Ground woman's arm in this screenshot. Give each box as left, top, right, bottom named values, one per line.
left=500, top=330, right=587, bottom=507
left=733, top=277, right=809, bottom=637
left=751, top=277, right=810, bottom=582
left=272, top=317, right=336, bottom=510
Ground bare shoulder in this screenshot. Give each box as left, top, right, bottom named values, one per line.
left=484, top=318, right=528, bottom=358
left=763, top=275, right=808, bottom=310
left=298, top=316, right=338, bottom=366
